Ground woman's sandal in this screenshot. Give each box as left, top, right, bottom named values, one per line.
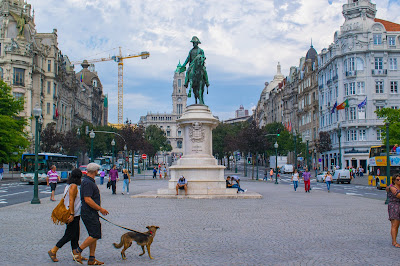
left=88, top=258, right=105, bottom=265
left=48, top=250, right=58, bottom=262
left=392, top=243, right=400, bottom=248
left=71, top=251, right=83, bottom=264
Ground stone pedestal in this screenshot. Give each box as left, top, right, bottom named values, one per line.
left=157, top=104, right=236, bottom=196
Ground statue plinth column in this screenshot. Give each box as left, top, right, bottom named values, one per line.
left=157, top=104, right=236, bottom=195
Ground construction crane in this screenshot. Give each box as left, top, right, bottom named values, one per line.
left=71, top=47, right=150, bottom=124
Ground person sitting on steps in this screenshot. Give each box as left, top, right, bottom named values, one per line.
left=176, top=176, right=188, bottom=196
left=226, top=176, right=246, bottom=193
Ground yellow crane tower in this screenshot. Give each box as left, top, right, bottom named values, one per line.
left=71, top=48, right=150, bottom=125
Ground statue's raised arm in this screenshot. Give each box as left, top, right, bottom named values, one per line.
left=179, top=36, right=210, bottom=105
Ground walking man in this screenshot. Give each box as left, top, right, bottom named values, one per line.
left=47, top=165, right=61, bottom=201
left=109, top=165, right=118, bottom=194
left=153, top=167, right=157, bottom=179
left=0, top=164, right=3, bottom=180
left=302, top=167, right=311, bottom=193
left=72, top=163, right=109, bottom=265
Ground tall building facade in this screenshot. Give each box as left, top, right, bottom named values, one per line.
left=0, top=0, right=107, bottom=152
left=138, top=63, right=187, bottom=155
left=318, top=0, right=400, bottom=170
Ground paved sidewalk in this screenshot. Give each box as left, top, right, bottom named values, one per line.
left=0, top=178, right=397, bottom=265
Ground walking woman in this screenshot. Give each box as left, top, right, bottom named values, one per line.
left=291, top=169, right=299, bottom=191
left=121, top=169, right=130, bottom=195
left=386, top=173, right=400, bottom=248
left=48, top=169, right=87, bottom=262
left=302, top=167, right=311, bottom=193
left=324, top=171, right=333, bottom=192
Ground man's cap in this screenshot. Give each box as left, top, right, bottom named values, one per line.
left=180, top=175, right=184, bottom=178
left=87, top=163, right=101, bottom=172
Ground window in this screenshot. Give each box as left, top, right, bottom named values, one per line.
left=356, top=58, right=364, bottom=71
left=373, top=34, right=382, bottom=45
left=48, top=60, right=51, bottom=72
left=178, top=79, right=181, bottom=87
left=375, top=58, right=383, bottom=70
left=0, top=67, right=3, bottom=80
left=13, top=68, right=25, bottom=86
left=392, top=106, right=399, bottom=110
left=391, top=81, right=398, bottom=93
left=377, top=129, right=382, bottom=141
left=53, top=104, right=56, bottom=117
left=390, top=58, right=398, bottom=70
left=358, top=107, right=366, bottom=120
left=348, top=57, right=355, bottom=71
left=357, top=82, right=365, bottom=94
left=347, top=130, right=357, bottom=141
left=47, top=81, right=51, bottom=94
left=92, top=79, right=97, bottom=87
left=376, top=106, right=384, bottom=112
left=177, top=130, right=181, bottom=137
left=375, top=81, right=384, bottom=93
left=177, top=140, right=182, bottom=149
left=166, top=131, right=170, bottom=137
left=335, top=86, right=338, bottom=98
left=359, top=129, right=366, bottom=141
left=53, top=83, right=57, bottom=97
left=349, top=107, right=356, bottom=120
left=12, top=92, right=24, bottom=100
left=344, top=83, right=349, bottom=96
left=389, top=36, right=396, bottom=46
left=349, top=82, right=356, bottom=95
left=47, top=103, right=50, bottom=115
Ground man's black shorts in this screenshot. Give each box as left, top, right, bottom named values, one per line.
left=81, top=211, right=102, bottom=239
left=178, top=185, right=186, bottom=190
left=49, top=183, right=57, bottom=192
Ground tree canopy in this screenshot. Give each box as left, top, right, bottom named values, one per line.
left=0, top=80, right=29, bottom=163
left=376, top=108, right=400, bottom=145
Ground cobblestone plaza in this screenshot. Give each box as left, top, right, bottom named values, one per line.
left=0, top=178, right=397, bottom=265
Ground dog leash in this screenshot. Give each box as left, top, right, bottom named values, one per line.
left=99, top=216, right=140, bottom=233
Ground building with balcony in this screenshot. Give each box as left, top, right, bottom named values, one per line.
left=317, top=0, right=400, bottom=170
left=0, top=0, right=107, bottom=152
left=138, top=62, right=187, bottom=155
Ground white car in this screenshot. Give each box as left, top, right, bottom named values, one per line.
left=332, top=169, right=352, bottom=184
left=316, top=171, right=328, bottom=182
left=281, top=164, right=294, bottom=174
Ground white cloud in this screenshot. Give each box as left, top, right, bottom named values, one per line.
left=29, top=0, right=398, bottom=122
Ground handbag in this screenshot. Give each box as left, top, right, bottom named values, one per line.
left=51, top=188, right=70, bottom=225
left=107, top=180, right=111, bottom=189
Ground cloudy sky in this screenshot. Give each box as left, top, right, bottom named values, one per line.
left=30, top=0, right=400, bottom=123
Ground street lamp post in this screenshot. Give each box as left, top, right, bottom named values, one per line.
left=293, top=130, right=297, bottom=170
left=256, top=152, right=259, bottom=180
left=111, top=139, right=115, bottom=166
left=314, top=149, right=317, bottom=178
left=31, top=103, right=42, bottom=204
left=306, top=139, right=310, bottom=171
left=385, top=123, right=391, bottom=205
left=274, top=142, right=279, bottom=184
left=235, top=152, right=238, bottom=173
left=124, top=145, right=127, bottom=170
left=337, top=124, right=342, bottom=169
left=89, top=130, right=95, bottom=163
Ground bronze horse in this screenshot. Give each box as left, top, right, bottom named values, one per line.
left=187, top=54, right=208, bottom=105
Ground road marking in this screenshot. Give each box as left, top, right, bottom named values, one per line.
left=365, top=193, right=378, bottom=195
left=312, top=187, right=322, bottom=190
left=0, top=191, right=30, bottom=197
left=346, top=193, right=363, bottom=196
left=0, top=201, right=7, bottom=204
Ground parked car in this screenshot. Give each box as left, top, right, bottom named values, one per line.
left=332, top=169, right=352, bottom=184
left=281, top=164, right=294, bottom=174
left=316, top=171, right=328, bottom=182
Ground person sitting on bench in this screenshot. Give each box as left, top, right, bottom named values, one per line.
left=226, top=176, right=246, bottom=193
left=176, top=175, right=188, bottom=195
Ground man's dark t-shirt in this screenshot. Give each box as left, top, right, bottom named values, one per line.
left=81, top=176, right=101, bottom=214
left=226, top=180, right=231, bottom=188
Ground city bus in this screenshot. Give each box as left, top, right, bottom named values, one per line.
left=368, top=145, right=400, bottom=189
left=94, top=157, right=111, bottom=173
left=20, top=153, right=78, bottom=184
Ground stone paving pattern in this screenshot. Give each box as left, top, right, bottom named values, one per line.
left=0, top=176, right=397, bottom=265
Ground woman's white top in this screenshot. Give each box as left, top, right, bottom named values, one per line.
left=325, top=174, right=332, bottom=182
left=292, top=173, right=299, bottom=181
left=63, top=184, right=81, bottom=216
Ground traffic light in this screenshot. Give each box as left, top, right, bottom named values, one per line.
left=247, top=157, right=252, bottom=164
left=277, top=129, right=280, bottom=136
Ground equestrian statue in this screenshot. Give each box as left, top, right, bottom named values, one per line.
left=179, top=36, right=210, bottom=105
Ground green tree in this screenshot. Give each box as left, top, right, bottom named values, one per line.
left=144, top=125, right=170, bottom=162
left=316, top=131, right=332, bottom=153
left=0, top=80, right=29, bottom=163
left=376, top=108, right=400, bottom=145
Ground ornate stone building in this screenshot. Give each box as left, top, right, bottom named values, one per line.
left=138, top=62, right=187, bottom=155
left=318, top=0, right=400, bottom=170
left=0, top=0, right=107, bottom=152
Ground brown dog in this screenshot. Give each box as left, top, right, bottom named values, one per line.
left=113, top=225, right=159, bottom=260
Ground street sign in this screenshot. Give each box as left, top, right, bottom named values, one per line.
left=142, top=154, right=147, bottom=159
left=377, top=168, right=380, bottom=176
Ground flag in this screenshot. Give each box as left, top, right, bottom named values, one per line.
left=358, top=97, right=367, bottom=109
left=288, top=121, right=292, bottom=132
left=55, top=108, right=59, bottom=118
left=331, top=101, right=337, bottom=113
left=336, top=99, right=349, bottom=110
